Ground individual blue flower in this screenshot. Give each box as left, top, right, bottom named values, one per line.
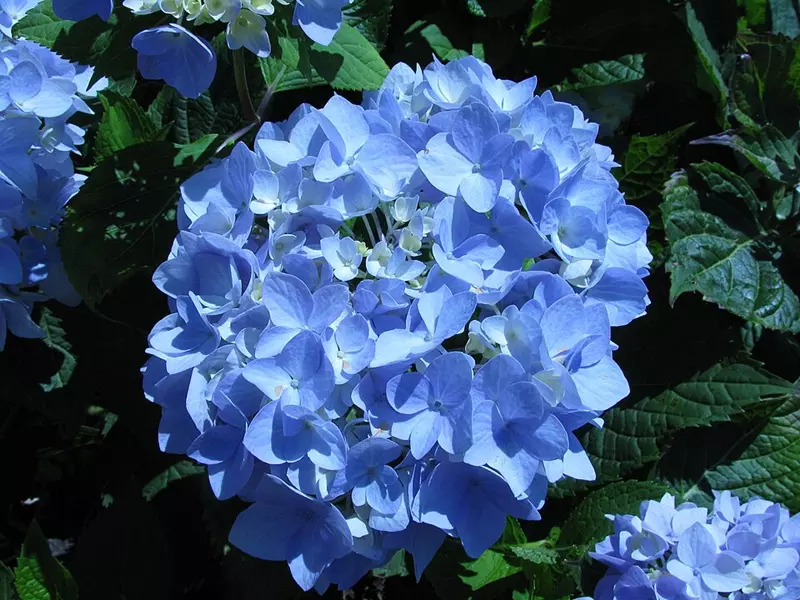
left=52, top=0, right=113, bottom=21
left=292, top=0, right=350, bottom=46
left=371, top=285, right=477, bottom=367
left=464, top=372, right=569, bottom=496
left=320, top=235, right=362, bottom=281
left=418, top=101, right=514, bottom=212
left=322, top=314, right=375, bottom=383
left=418, top=462, right=541, bottom=558
left=186, top=422, right=254, bottom=500
left=243, top=330, right=335, bottom=410
left=243, top=400, right=347, bottom=469
left=229, top=474, right=353, bottom=591
left=385, top=351, right=474, bottom=459
left=146, top=293, right=221, bottom=374
left=329, top=437, right=403, bottom=514
left=132, top=24, right=217, bottom=99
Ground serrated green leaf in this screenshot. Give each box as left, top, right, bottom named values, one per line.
left=61, top=137, right=218, bottom=307
left=692, top=161, right=763, bottom=221
left=506, top=545, right=559, bottom=566
left=94, top=92, right=166, bottom=162
left=526, top=0, right=552, bottom=36
left=662, top=171, right=800, bottom=332
left=560, top=481, right=672, bottom=547
left=617, top=123, right=693, bottom=200
left=704, top=395, right=800, bottom=509
left=261, top=19, right=388, bottom=92
left=739, top=0, right=768, bottom=29
left=15, top=521, right=77, bottom=600
left=460, top=549, right=521, bottom=591
left=142, top=461, right=206, bottom=501
left=37, top=308, right=76, bottom=393
left=556, top=54, right=645, bottom=91
left=554, top=361, right=796, bottom=496
left=344, top=0, right=393, bottom=50
left=691, top=125, right=797, bottom=181
left=769, top=0, right=800, bottom=37
left=0, top=563, right=15, bottom=600
left=12, top=1, right=70, bottom=46
left=685, top=2, right=729, bottom=115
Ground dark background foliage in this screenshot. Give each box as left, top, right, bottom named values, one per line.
left=3, top=0, right=800, bottom=598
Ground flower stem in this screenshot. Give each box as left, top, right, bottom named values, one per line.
left=233, top=49, right=258, bottom=124
left=361, top=215, right=377, bottom=247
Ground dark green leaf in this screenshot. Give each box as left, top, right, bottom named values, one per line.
left=692, top=125, right=797, bottom=181
left=15, top=521, right=78, bottom=600
left=344, top=0, right=393, bottom=50
left=554, top=361, right=797, bottom=495
left=94, top=92, right=166, bottom=162
left=142, top=461, right=205, bottom=501
left=556, top=54, right=645, bottom=91
left=506, top=545, right=559, bottom=566
left=61, top=136, right=218, bottom=307
left=526, top=0, right=552, bottom=36
left=617, top=123, right=693, bottom=200
left=685, top=2, right=729, bottom=114
left=0, top=563, right=15, bottom=600
left=705, top=395, right=800, bottom=510
left=692, top=161, right=763, bottom=221
left=739, top=0, right=768, bottom=29
left=560, top=481, right=671, bottom=547
left=662, top=171, right=800, bottom=332
left=37, top=308, right=76, bottom=393
left=12, top=1, right=70, bottom=46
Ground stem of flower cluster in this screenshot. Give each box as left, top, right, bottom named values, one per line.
left=361, top=215, right=377, bottom=247
left=233, top=49, right=258, bottom=124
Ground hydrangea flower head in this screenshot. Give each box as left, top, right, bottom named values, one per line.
left=590, top=491, right=800, bottom=600
left=0, top=29, right=105, bottom=349
left=143, top=54, right=651, bottom=591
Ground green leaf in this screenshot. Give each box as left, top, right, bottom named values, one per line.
left=142, top=461, right=206, bottom=501
left=692, top=161, right=763, bottom=221
left=662, top=171, right=800, bottom=332
left=560, top=481, right=672, bottom=547
left=94, top=92, right=166, bottom=162
left=261, top=18, right=388, bottom=93
left=371, top=550, right=409, bottom=579
left=505, top=545, right=559, bottom=566
left=12, top=1, right=70, bottom=46
left=617, top=124, right=693, bottom=200
left=344, top=0, right=393, bottom=50
left=418, top=22, right=470, bottom=61
left=739, top=0, right=768, bottom=29
left=526, top=0, right=552, bottom=36
left=460, top=550, right=521, bottom=591
left=0, top=563, right=15, bottom=600
left=769, top=0, right=800, bottom=37
left=38, top=308, right=77, bottom=393
left=685, top=2, right=729, bottom=114
left=692, top=125, right=797, bottom=181
left=61, top=136, right=218, bottom=307
left=555, top=54, right=645, bottom=91
left=704, top=395, right=800, bottom=510
left=553, top=361, right=797, bottom=495
left=15, top=521, right=78, bottom=600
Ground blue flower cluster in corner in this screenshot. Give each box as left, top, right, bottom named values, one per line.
left=142, top=55, right=652, bottom=592
left=0, top=16, right=107, bottom=349
left=52, top=0, right=353, bottom=98
left=589, top=491, right=800, bottom=600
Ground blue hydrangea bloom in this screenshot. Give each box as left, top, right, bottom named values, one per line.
left=590, top=491, right=800, bottom=600
left=143, top=54, right=652, bottom=591
left=52, top=0, right=113, bottom=21
left=0, top=30, right=103, bottom=349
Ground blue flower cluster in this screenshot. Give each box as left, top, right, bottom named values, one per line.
left=53, top=0, right=352, bottom=98
left=590, top=491, right=800, bottom=600
left=142, top=55, right=651, bottom=591
left=0, top=22, right=107, bottom=349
